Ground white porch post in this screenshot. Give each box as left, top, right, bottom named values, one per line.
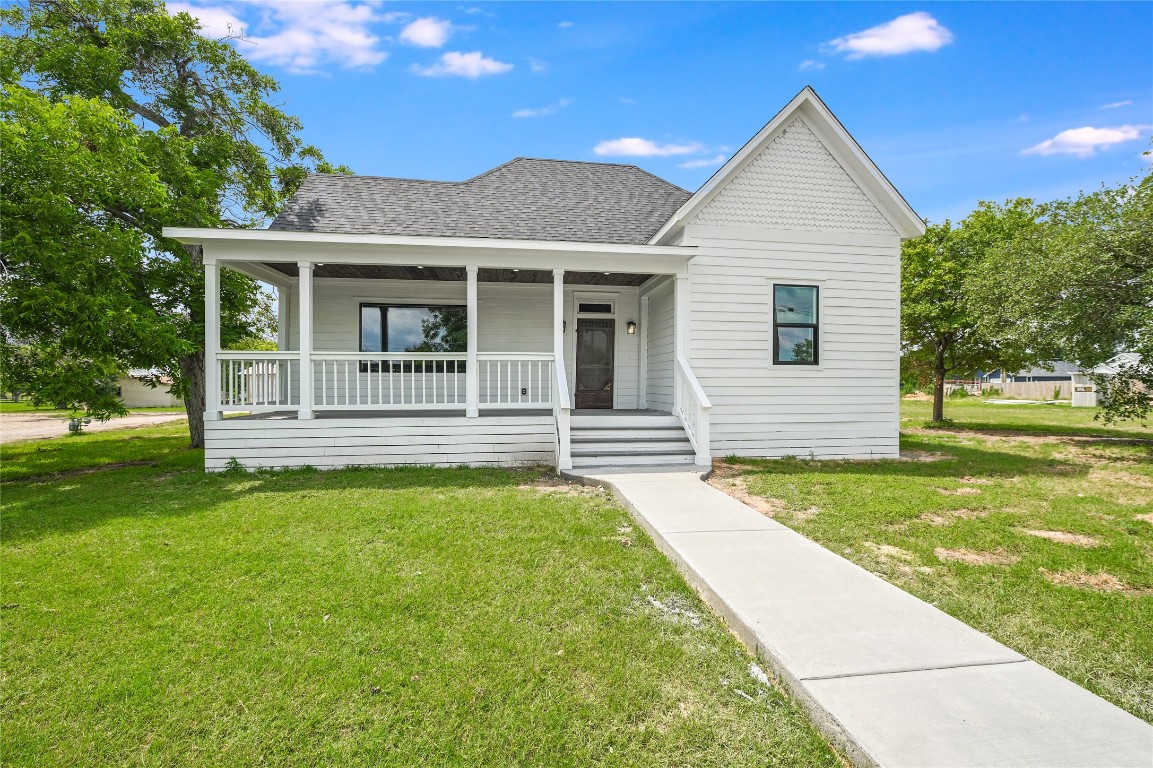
left=466, top=265, right=479, bottom=417
left=638, top=294, right=649, bottom=409
left=204, top=259, right=221, bottom=421
left=276, top=284, right=290, bottom=351
left=297, top=261, right=314, bottom=420
left=553, top=269, right=565, bottom=396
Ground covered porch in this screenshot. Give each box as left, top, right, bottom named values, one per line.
left=173, top=228, right=713, bottom=469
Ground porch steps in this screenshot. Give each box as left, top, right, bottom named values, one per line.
left=569, top=412, right=696, bottom=468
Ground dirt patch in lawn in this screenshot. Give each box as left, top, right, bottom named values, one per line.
left=1137, top=513, right=1153, bottom=525
left=707, top=476, right=784, bottom=518
left=958, top=476, right=993, bottom=485
left=9, top=461, right=158, bottom=484
left=898, top=449, right=949, bottom=462
left=1039, top=568, right=1151, bottom=595
left=1021, top=529, right=1100, bottom=547
left=939, top=486, right=982, bottom=496
left=934, top=548, right=1019, bottom=566
left=902, top=393, right=933, bottom=401
left=919, top=508, right=989, bottom=525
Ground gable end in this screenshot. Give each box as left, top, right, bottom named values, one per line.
left=689, top=117, right=895, bottom=235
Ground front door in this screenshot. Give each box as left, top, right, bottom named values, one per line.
left=575, top=319, right=615, bottom=409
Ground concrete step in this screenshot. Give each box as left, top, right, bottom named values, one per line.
left=570, top=453, right=698, bottom=468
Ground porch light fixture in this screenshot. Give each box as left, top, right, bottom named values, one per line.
left=626, top=320, right=637, bottom=335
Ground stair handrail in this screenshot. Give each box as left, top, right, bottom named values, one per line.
left=675, top=354, right=712, bottom=465
left=553, top=356, right=572, bottom=470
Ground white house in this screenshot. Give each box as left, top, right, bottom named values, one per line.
left=1071, top=352, right=1142, bottom=407
left=117, top=370, right=184, bottom=408
left=164, top=87, right=924, bottom=472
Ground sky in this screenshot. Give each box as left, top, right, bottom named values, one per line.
left=168, top=1, right=1153, bottom=224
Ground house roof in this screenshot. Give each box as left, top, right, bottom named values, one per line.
left=269, top=158, right=692, bottom=245
left=1091, top=352, right=1142, bottom=376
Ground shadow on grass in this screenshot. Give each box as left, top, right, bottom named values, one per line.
left=727, top=436, right=1094, bottom=483
left=1, top=450, right=551, bottom=546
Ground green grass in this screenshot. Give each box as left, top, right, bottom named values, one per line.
left=722, top=402, right=1153, bottom=722
left=903, top=396, right=1152, bottom=439
left=1, top=429, right=836, bottom=766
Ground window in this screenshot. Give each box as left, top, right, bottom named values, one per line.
left=359, top=304, right=467, bottom=371
left=578, top=302, right=614, bottom=314
left=773, top=285, right=819, bottom=365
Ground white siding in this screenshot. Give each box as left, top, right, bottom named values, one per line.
left=643, top=278, right=675, bottom=411
left=205, top=414, right=554, bottom=470
left=684, top=225, right=901, bottom=459
left=117, top=377, right=183, bottom=408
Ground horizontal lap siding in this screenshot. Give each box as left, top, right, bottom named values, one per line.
left=205, top=415, right=555, bottom=470
left=685, top=227, right=901, bottom=459
left=644, top=279, right=675, bottom=411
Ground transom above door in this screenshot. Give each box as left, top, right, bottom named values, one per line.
left=575, top=318, right=615, bottom=409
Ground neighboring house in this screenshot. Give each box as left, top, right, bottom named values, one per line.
left=117, top=370, right=184, bottom=408
left=1071, top=353, right=1143, bottom=408
left=981, top=362, right=1081, bottom=384
left=164, top=87, right=925, bottom=471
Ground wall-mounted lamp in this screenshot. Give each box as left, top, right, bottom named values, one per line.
left=626, top=320, right=637, bottom=335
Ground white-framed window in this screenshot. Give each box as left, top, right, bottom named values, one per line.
left=772, top=284, right=819, bottom=365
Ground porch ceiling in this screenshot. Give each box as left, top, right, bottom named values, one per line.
left=264, top=263, right=654, bottom=286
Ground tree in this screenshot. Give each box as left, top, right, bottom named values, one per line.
left=901, top=200, right=1042, bottom=422
left=969, top=168, right=1153, bottom=422
left=0, top=0, right=347, bottom=446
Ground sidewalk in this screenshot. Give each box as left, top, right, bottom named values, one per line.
left=566, top=466, right=1153, bottom=768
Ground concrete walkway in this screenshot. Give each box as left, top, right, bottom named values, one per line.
left=566, top=467, right=1153, bottom=768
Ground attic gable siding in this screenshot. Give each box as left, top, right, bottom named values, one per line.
left=689, top=118, right=895, bottom=235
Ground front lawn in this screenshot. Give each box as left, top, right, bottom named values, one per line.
left=0, top=428, right=836, bottom=766
left=716, top=403, right=1153, bottom=722
left=902, top=396, right=1151, bottom=439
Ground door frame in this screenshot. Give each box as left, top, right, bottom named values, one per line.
left=571, top=291, right=619, bottom=410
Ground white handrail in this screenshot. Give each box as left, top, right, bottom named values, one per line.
left=315, top=351, right=466, bottom=360
left=553, top=357, right=572, bottom=471
left=675, top=354, right=712, bottom=465
left=218, top=350, right=299, bottom=359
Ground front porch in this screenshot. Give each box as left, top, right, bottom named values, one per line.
left=190, top=230, right=713, bottom=470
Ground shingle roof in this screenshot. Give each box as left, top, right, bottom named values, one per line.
left=268, top=158, right=692, bottom=245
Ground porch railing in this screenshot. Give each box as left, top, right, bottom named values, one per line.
left=214, top=352, right=557, bottom=412
left=217, top=352, right=299, bottom=410
left=675, top=354, right=712, bottom=465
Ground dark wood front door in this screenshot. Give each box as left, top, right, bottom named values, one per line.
left=575, top=319, right=615, bottom=409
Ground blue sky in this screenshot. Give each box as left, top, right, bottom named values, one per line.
left=171, top=1, right=1153, bottom=223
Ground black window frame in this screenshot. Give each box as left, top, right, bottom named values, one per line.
left=358, top=302, right=468, bottom=373
left=772, top=284, right=820, bottom=366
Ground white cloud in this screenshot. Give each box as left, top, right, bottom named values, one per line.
left=593, top=138, right=704, bottom=157
left=558, top=20, right=574, bottom=28
left=1023, top=125, right=1152, bottom=157
left=512, top=98, right=572, bottom=118
left=169, top=1, right=389, bottom=73
left=413, top=51, right=513, bottom=78
left=1102, top=100, right=1133, bottom=109
left=400, top=17, right=452, bottom=47
left=678, top=154, right=727, bottom=169
left=798, top=59, right=826, bottom=72
left=827, top=12, right=954, bottom=59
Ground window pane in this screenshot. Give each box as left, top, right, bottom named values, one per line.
left=360, top=306, right=381, bottom=352
left=578, top=302, right=613, bottom=314
left=775, top=285, right=818, bottom=325
left=387, top=306, right=467, bottom=352
left=777, top=327, right=816, bottom=363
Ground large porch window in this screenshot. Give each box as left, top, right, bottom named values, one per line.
left=360, top=304, right=467, bottom=371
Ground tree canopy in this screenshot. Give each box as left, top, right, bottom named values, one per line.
left=0, top=0, right=347, bottom=445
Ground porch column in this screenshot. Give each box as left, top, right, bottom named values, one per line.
left=553, top=269, right=565, bottom=399
left=465, top=265, right=479, bottom=417
left=297, top=261, right=314, bottom=420
left=276, top=284, right=290, bottom=351
left=638, top=295, right=649, bottom=409
left=204, top=259, right=222, bottom=421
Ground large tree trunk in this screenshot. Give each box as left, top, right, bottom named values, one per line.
left=932, top=343, right=947, bottom=423
left=180, top=351, right=206, bottom=448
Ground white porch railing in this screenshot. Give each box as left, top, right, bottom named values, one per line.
left=479, top=353, right=553, bottom=407
left=675, top=354, right=712, bottom=465
left=217, top=352, right=299, bottom=410
left=313, top=352, right=466, bottom=409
